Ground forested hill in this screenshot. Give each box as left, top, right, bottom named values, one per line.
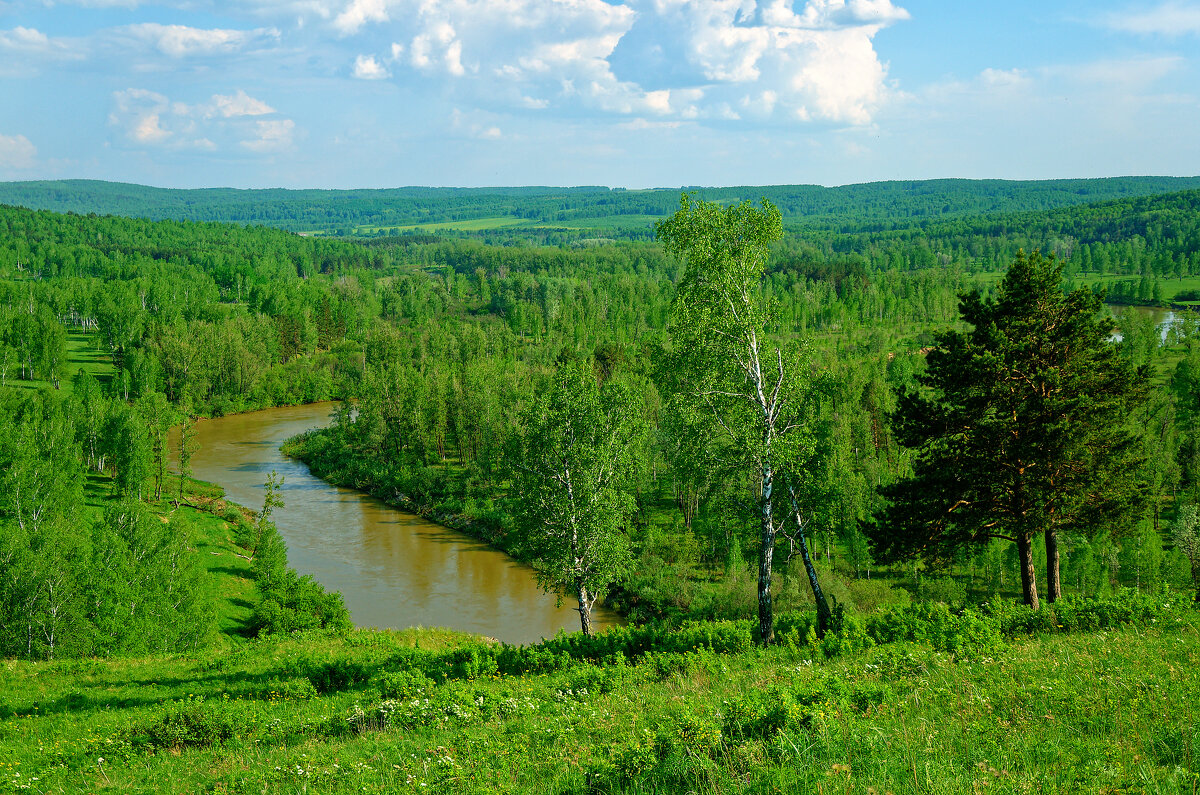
left=2, top=176, right=1199, bottom=238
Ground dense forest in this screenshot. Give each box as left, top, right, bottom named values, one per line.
left=2, top=179, right=1200, bottom=654
left=1, top=178, right=1199, bottom=792
left=3, top=175, right=1200, bottom=239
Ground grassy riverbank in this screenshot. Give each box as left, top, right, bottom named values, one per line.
left=280, top=427, right=922, bottom=628
left=1, top=595, right=1196, bottom=794
left=80, top=468, right=262, bottom=645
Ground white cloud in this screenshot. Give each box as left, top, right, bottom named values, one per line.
left=109, top=88, right=294, bottom=153
left=241, top=119, right=295, bottom=151
left=314, top=0, right=908, bottom=126
left=979, top=68, right=1029, bottom=89
left=1101, top=1, right=1200, bottom=36
left=26, top=0, right=908, bottom=140
left=113, top=23, right=280, bottom=58
left=0, top=133, right=36, bottom=169
left=206, top=90, right=276, bottom=118
left=411, top=21, right=467, bottom=75
left=352, top=53, right=390, bottom=79
left=334, top=0, right=388, bottom=34
left=0, top=26, right=84, bottom=74
left=636, top=0, right=906, bottom=125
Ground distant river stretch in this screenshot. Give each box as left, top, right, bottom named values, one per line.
left=181, top=402, right=620, bottom=644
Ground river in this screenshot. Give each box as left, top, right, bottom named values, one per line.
left=181, top=402, right=620, bottom=644
left=1108, top=305, right=1187, bottom=343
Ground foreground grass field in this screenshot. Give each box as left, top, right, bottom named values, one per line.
left=1, top=601, right=1196, bottom=794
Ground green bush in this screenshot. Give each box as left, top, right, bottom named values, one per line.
left=251, top=571, right=353, bottom=637
left=303, top=659, right=371, bottom=694
left=253, top=677, right=319, bottom=701
left=134, top=698, right=250, bottom=750
left=373, top=669, right=433, bottom=700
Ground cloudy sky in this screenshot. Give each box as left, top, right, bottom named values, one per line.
left=0, top=0, right=1198, bottom=188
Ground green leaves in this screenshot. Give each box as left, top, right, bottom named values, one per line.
left=873, top=251, right=1149, bottom=605
left=508, top=362, right=644, bottom=633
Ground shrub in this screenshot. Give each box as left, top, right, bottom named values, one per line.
left=303, top=659, right=371, bottom=694
left=866, top=602, right=1002, bottom=654
left=135, top=698, right=250, bottom=750
left=920, top=575, right=967, bottom=605
left=251, top=571, right=353, bottom=637
left=642, top=651, right=695, bottom=682
left=722, top=686, right=811, bottom=740
left=374, top=669, right=433, bottom=700
left=254, top=677, right=318, bottom=702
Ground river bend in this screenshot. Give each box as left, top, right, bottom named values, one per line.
left=182, top=402, right=619, bottom=644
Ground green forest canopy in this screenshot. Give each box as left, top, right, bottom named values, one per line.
left=3, top=176, right=1200, bottom=239
left=2, top=180, right=1200, bottom=662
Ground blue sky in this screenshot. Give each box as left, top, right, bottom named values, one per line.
left=0, top=0, right=1197, bottom=188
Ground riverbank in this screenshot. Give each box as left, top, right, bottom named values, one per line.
left=279, top=426, right=643, bottom=623
left=278, top=424, right=895, bottom=629
left=280, top=427, right=512, bottom=554
left=184, top=403, right=619, bottom=642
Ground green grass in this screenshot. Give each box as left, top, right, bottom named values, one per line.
left=1, top=605, right=1195, bottom=793
left=0, top=586, right=1195, bottom=795
left=4, top=330, right=114, bottom=394
left=65, top=331, right=115, bottom=384
left=1068, top=272, right=1200, bottom=302
left=358, top=216, right=536, bottom=234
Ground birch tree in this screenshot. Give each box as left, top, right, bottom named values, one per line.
left=657, top=195, right=830, bottom=643
left=509, top=362, right=642, bottom=635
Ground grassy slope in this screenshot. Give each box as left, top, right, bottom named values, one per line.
left=3, top=331, right=113, bottom=394
left=0, top=617, right=1195, bottom=794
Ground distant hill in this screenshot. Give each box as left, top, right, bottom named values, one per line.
left=1, top=176, right=1199, bottom=239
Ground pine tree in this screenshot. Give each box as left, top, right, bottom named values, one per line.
left=870, top=252, right=1148, bottom=609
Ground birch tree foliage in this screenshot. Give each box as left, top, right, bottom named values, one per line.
left=509, top=363, right=642, bottom=635
left=657, top=195, right=830, bottom=642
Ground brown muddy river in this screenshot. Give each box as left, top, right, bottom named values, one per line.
left=183, top=402, right=619, bottom=644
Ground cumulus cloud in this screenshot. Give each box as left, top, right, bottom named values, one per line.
left=334, top=0, right=906, bottom=126
left=30, top=0, right=909, bottom=133
left=0, top=26, right=84, bottom=74
left=0, top=133, right=36, bottom=169
left=334, top=0, right=389, bottom=34
left=628, top=0, right=907, bottom=124
left=109, top=88, right=293, bottom=153
left=112, top=23, right=280, bottom=58
left=352, top=53, right=390, bottom=78
left=1101, top=1, right=1200, bottom=36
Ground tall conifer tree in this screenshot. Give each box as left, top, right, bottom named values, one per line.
left=870, top=251, right=1148, bottom=609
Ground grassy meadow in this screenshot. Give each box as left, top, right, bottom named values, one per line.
left=8, top=440, right=1197, bottom=793
left=0, top=602, right=1196, bottom=794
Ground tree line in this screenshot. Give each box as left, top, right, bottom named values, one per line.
left=3, top=184, right=1200, bottom=655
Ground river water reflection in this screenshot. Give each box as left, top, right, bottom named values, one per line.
left=181, top=402, right=620, bottom=644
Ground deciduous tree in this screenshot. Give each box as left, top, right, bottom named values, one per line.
left=509, top=362, right=642, bottom=635
left=657, top=195, right=830, bottom=642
